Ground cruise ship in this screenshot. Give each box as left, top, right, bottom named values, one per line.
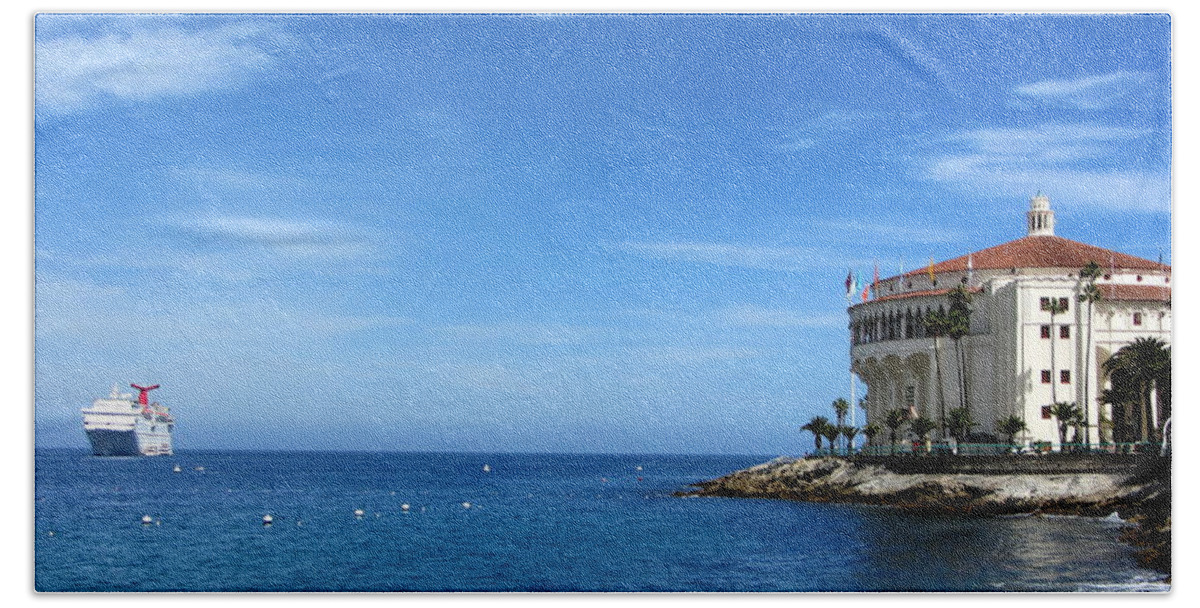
left=81, top=383, right=174, bottom=456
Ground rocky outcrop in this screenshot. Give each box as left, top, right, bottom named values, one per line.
left=679, top=456, right=1170, bottom=575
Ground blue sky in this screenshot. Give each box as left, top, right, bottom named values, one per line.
left=33, top=13, right=1172, bottom=453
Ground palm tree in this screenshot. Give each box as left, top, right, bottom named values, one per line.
left=801, top=416, right=832, bottom=454
left=840, top=426, right=860, bottom=455
left=996, top=415, right=1028, bottom=449
left=909, top=417, right=938, bottom=454
left=1046, top=298, right=1069, bottom=406
left=862, top=424, right=881, bottom=455
left=1077, top=261, right=1103, bottom=446
left=946, top=286, right=974, bottom=416
left=1103, top=338, right=1171, bottom=443
left=884, top=409, right=909, bottom=455
left=832, top=398, right=850, bottom=452
left=925, top=309, right=951, bottom=434
left=821, top=423, right=841, bottom=457
left=1049, top=402, right=1081, bottom=449
left=946, top=407, right=976, bottom=443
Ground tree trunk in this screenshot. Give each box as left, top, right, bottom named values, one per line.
left=1083, top=301, right=1093, bottom=445
left=1049, top=311, right=1057, bottom=405
left=934, top=337, right=947, bottom=434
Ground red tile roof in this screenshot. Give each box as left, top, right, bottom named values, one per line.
left=854, top=286, right=982, bottom=308
left=887, top=235, right=1169, bottom=282
left=1098, top=284, right=1172, bottom=303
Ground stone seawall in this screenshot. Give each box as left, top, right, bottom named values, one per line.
left=678, top=456, right=1170, bottom=575
left=851, top=452, right=1164, bottom=476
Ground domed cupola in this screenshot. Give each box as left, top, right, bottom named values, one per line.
left=1026, top=193, right=1055, bottom=237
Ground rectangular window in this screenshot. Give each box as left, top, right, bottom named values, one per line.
left=1041, top=406, right=1052, bottom=420
left=1058, top=297, right=1069, bottom=311
left=1133, top=312, right=1143, bottom=326
left=1040, top=297, right=1051, bottom=311
left=1060, top=325, right=1070, bottom=339
left=1041, top=370, right=1052, bottom=384
left=1060, top=370, right=1071, bottom=384
left=1040, top=325, right=1051, bottom=339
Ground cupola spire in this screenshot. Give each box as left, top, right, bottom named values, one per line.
left=1027, top=193, right=1055, bottom=236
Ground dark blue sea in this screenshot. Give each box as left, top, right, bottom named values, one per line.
left=34, top=449, right=1167, bottom=592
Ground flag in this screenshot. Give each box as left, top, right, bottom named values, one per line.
left=873, top=261, right=879, bottom=290
left=927, top=256, right=936, bottom=284
left=844, top=270, right=856, bottom=302
left=858, top=271, right=870, bottom=302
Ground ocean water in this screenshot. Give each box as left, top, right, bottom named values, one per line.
left=34, top=449, right=1167, bottom=592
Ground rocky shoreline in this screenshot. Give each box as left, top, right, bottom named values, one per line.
left=677, top=456, right=1170, bottom=577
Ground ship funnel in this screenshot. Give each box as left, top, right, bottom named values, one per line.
left=130, top=384, right=161, bottom=406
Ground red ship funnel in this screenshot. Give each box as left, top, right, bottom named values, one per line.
left=130, top=384, right=160, bottom=406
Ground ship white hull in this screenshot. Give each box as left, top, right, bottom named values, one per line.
left=82, top=386, right=174, bottom=457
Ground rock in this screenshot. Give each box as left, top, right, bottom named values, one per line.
left=678, top=456, right=1170, bottom=575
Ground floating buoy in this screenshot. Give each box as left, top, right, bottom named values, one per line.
left=172, top=465, right=182, bottom=473
left=141, top=515, right=153, bottom=525
left=262, top=514, right=274, bottom=525
left=354, top=509, right=365, bottom=518
left=401, top=504, right=410, bottom=512
left=636, top=466, right=643, bottom=471
left=156, top=520, right=161, bottom=526
left=47, top=531, right=55, bottom=537
left=637, top=477, right=643, bottom=482
left=461, top=502, right=471, bottom=509
left=482, top=464, right=491, bottom=473
left=375, top=513, right=381, bottom=518
left=390, top=491, right=396, bottom=496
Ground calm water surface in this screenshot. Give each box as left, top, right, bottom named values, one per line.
left=34, top=449, right=1167, bottom=592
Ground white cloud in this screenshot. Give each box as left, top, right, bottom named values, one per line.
left=922, top=123, right=1169, bottom=212
left=36, top=22, right=280, bottom=113
left=716, top=304, right=845, bottom=329
left=439, top=322, right=602, bottom=346
left=611, top=241, right=837, bottom=271
left=1014, top=71, right=1152, bottom=110
left=807, top=219, right=964, bottom=246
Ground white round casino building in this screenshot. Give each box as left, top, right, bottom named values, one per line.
left=849, top=195, right=1170, bottom=449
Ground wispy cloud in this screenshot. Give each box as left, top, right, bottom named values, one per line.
left=715, top=305, right=845, bottom=329
left=807, top=219, right=964, bottom=246
left=775, top=110, right=883, bottom=152
left=165, top=213, right=381, bottom=263
left=36, top=22, right=281, bottom=113
left=610, top=241, right=839, bottom=271
left=439, top=322, right=602, bottom=346
left=1014, top=71, right=1152, bottom=110
left=922, top=123, right=1169, bottom=212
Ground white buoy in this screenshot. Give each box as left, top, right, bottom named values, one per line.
left=262, top=514, right=274, bottom=525
left=401, top=504, right=410, bottom=512
left=354, top=509, right=365, bottom=518
left=462, top=502, right=471, bottom=509
left=141, top=515, right=153, bottom=525
left=482, top=464, right=491, bottom=473
left=636, top=466, right=643, bottom=471
left=47, top=531, right=55, bottom=537
left=173, top=465, right=182, bottom=473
